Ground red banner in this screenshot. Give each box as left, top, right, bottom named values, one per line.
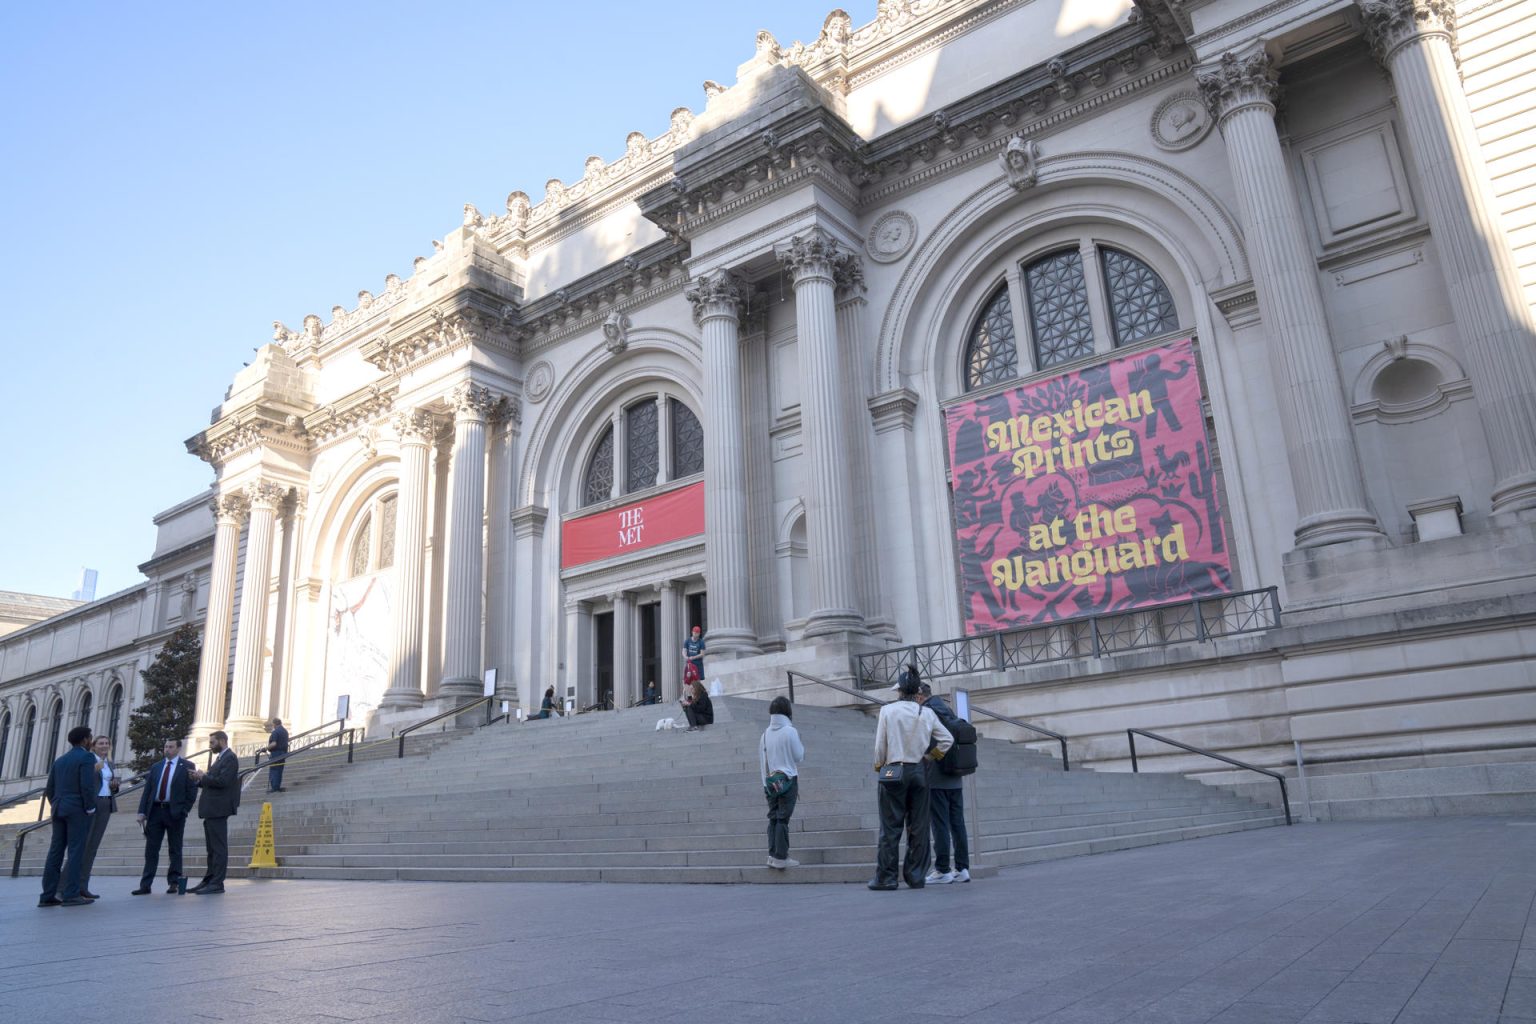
left=560, top=481, right=705, bottom=569
left=944, top=337, right=1231, bottom=633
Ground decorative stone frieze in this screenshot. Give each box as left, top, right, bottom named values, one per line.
left=304, top=383, right=396, bottom=446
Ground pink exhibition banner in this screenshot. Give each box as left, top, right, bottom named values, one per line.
left=944, top=337, right=1231, bottom=634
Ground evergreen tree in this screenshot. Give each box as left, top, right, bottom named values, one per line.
left=126, top=623, right=202, bottom=772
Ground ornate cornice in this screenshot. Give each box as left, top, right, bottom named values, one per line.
left=1196, top=48, right=1281, bottom=122
left=1359, top=0, right=1458, bottom=65
left=515, top=240, right=689, bottom=352
left=775, top=228, right=856, bottom=285
left=363, top=300, right=515, bottom=374
left=272, top=273, right=411, bottom=359
left=868, top=387, right=920, bottom=434
left=511, top=504, right=549, bottom=539
left=684, top=270, right=748, bottom=326
left=303, top=383, right=398, bottom=446
left=186, top=410, right=311, bottom=470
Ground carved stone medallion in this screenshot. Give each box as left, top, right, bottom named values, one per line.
left=1150, top=92, right=1213, bottom=151
left=866, top=211, right=917, bottom=264
left=526, top=360, right=555, bottom=404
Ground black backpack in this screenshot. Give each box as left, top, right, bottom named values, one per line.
left=934, top=709, right=979, bottom=776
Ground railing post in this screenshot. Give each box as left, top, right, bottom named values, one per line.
left=398, top=733, right=405, bottom=759
left=348, top=729, right=355, bottom=764
left=787, top=671, right=795, bottom=704
left=1060, top=737, right=1070, bottom=772
left=1194, top=597, right=1208, bottom=642
left=11, top=832, right=25, bottom=878
left=1089, top=616, right=1101, bottom=658
left=37, top=795, right=45, bottom=821
left=1128, top=729, right=1139, bottom=773
left=992, top=632, right=1005, bottom=672
left=1278, top=777, right=1293, bottom=826
left=1268, top=586, right=1281, bottom=627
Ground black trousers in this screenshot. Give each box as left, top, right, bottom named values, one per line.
left=930, top=786, right=969, bottom=873
left=875, top=766, right=930, bottom=887
left=202, top=816, right=230, bottom=886
left=140, top=805, right=187, bottom=889
left=766, top=777, right=799, bottom=860
left=41, top=807, right=91, bottom=900
left=79, top=796, right=113, bottom=891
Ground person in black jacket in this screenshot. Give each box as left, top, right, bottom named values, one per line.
left=134, top=738, right=197, bottom=895
left=39, top=726, right=98, bottom=907
left=919, top=682, right=973, bottom=884
left=265, top=718, right=289, bottom=793
left=189, top=730, right=240, bottom=895
left=681, top=679, right=713, bottom=731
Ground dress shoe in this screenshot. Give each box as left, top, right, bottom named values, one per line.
left=38, top=896, right=62, bottom=907
left=166, top=886, right=181, bottom=894
left=194, top=886, right=225, bottom=895
left=61, top=896, right=93, bottom=906
left=81, top=890, right=100, bottom=899
left=867, top=880, right=899, bottom=891
left=130, top=888, right=152, bottom=895
left=186, top=883, right=207, bottom=894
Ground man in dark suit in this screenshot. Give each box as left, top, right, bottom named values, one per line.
left=190, top=730, right=240, bottom=894
left=78, top=734, right=121, bottom=900
left=133, top=738, right=196, bottom=895
left=39, top=725, right=98, bottom=907
left=265, top=717, right=289, bottom=793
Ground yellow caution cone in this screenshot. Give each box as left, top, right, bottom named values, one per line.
left=248, top=801, right=279, bottom=869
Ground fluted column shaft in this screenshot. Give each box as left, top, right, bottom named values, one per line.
left=685, top=271, right=759, bottom=654
left=192, top=493, right=248, bottom=740
left=227, top=482, right=285, bottom=737
left=1362, top=0, right=1536, bottom=512
left=383, top=412, right=433, bottom=709
left=612, top=591, right=632, bottom=707
left=1199, top=51, right=1384, bottom=547
left=659, top=581, right=680, bottom=703
left=440, top=384, right=498, bottom=697
left=778, top=230, right=867, bottom=635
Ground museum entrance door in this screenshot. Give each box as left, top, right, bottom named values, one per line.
left=593, top=611, right=614, bottom=709
left=639, top=601, right=660, bottom=703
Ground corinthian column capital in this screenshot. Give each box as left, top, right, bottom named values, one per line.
left=684, top=270, right=747, bottom=326
left=449, top=383, right=501, bottom=422
left=394, top=408, right=437, bottom=444
left=243, top=480, right=290, bottom=511
left=1360, top=0, right=1457, bottom=65
left=774, top=227, right=853, bottom=286
left=212, top=491, right=251, bottom=525
left=1196, top=48, right=1281, bottom=124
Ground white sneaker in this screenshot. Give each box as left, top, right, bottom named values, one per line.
left=767, top=857, right=780, bottom=868
left=780, top=858, right=799, bottom=869
left=953, top=868, right=970, bottom=883
left=925, top=870, right=955, bottom=884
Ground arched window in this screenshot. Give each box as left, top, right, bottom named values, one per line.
left=345, top=493, right=398, bottom=579
left=580, top=394, right=705, bottom=508
left=583, top=427, right=615, bottom=506
left=19, top=706, right=36, bottom=776
left=0, top=710, right=10, bottom=779
left=964, top=285, right=1019, bottom=390
left=44, top=698, right=63, bottom=766
left=108, top=684, right=124, bottom=748
left=77, top=689, right=92, bottom=730
left=671, top=400, right=704, bottom=478
left=624, top=400, right=660, bottom=493
left=964, top=242, right=1183, bottom=390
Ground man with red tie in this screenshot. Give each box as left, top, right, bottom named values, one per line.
left=132, top=738, right=196, bottom=895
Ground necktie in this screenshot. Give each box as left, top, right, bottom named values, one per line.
left=158, top=760, right=173, bottom=802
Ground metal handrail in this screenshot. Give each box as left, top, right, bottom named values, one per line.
left=252, top=718, right=343, bottom=765
left=0, top=785, right=46, bottom=815
left=1127, top=728, right=1292, bottom=825
left=967, top=704, right=1070, bottom=772
left=394, top=696, right=494, bottom=757
left=785, top=669, right=884, bottom=707
left=855, top=586, right=1282, bottom=689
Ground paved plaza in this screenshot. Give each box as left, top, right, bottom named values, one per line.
left=3, top=816, right=1534, bottom=1023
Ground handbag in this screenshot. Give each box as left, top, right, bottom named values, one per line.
left=876, top=762, right=906, bottom=785
left=764, top=770, right=794, bottom=798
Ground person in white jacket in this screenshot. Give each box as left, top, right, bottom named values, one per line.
left=760, top=696, right=806, bottom=869
left=870, top=669, right=953, bottom=890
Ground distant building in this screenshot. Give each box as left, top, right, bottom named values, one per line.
left=71, top=569, right=98, bottom=603
left=0, top=592, right=84, bottom=639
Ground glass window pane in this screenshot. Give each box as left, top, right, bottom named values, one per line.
left=349, top=512, right=372, bottom=578
left=0, top=712, right=9, bottom=777
left=583, top=426, right=615, bottom=507
left=671, top=400, right=704, bottom=478
left=625, top=400, right=659, bottom=493
left=1102, top=247, right=1178, bottom=346
left=1025, top=249, right=1094, bottom=368
left=78, top=691, right=92, bottom=729
left=378, top=495, right=397, bottom=570
left=964, top=285, right=1018, bottom=391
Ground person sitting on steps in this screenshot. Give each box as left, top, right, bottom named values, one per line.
left=681, top=678, right=713, bottom=731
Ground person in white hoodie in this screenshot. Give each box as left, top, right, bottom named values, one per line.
left=760, top=696, right=806, bottom=870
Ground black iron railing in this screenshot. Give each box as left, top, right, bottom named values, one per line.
left=1127, top=727, right=1292, bottom=825
left=856, top=586, right=1280, bottom=689
left=394, top=696, right=494, bottom=757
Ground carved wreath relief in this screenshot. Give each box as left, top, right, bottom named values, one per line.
left=866, top=211, right=917, bottom=264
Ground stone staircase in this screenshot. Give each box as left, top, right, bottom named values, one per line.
left=11, top=698, right=1286, bottom=885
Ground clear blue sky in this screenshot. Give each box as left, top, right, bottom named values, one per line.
left=0, top=1, right=872, bottom=600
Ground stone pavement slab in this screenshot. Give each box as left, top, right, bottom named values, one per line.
left=3, top=816, right=1534, bottom=1024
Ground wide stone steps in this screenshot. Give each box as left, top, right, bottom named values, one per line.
left=14, top=696, right=1285, bottom=885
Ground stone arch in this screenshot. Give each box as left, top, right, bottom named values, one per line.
left=876, top=151, right=1248, bottom=394
left=304, top=449, right=402, bottom=583
left=1351, top=340, right=1469, bottom=423
left=517, top=325, right=703, bottom=515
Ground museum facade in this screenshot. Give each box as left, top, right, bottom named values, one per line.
left=4, top=0, right=1534, bottom=817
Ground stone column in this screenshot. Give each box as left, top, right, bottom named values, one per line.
left=440, top=384, right=501, bottom=698
left=684, top=270, right=760, bottom=654
left=1197, top=50, right=1384, bottom=547
left=192, top=491, right=248, bottom=741
left=226, top=481, right=287, bottom=739
left=511, top=505, right=547, bottom=712
left=658, top=580, right=680, bottom=703
left=1362, top=0, right=1536, bottom=514
left=485, top=402, right=521, bottom=704
left=563, top=600, right=584, bottom=711
left=383, top=410, right=434, bottom=710
left=776, top=228, right=868, bottom=635
left=611, top=591, right=632, bottom=708
left=657, top=393, right=673, bottom=485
